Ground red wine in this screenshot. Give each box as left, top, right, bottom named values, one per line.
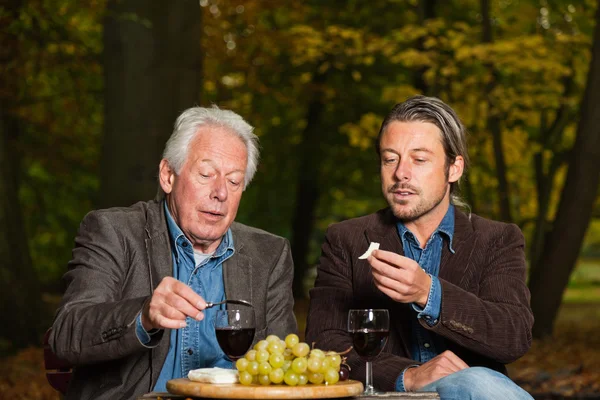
left=351, top=329, right=389, bottom=360
left=216, top=327, right=255, bottom=360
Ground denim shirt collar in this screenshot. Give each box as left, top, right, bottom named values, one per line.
left=396, top=204, right=455, bottom=253
left=163, top=201, right=235, bottom=264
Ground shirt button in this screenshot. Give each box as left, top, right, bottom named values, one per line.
left=424, top=343, right=430, bottom=348
left=187, top=348, right=194, bottom=355
left=182, top=242, right=188, bottom=247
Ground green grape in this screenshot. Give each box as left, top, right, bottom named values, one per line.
left=269, top=368, right=284, bottom=384
left=307, top=357, right=321, bottom=373
left=245, top=349, right=257, bottom=361
left=252, top=375, right=259, bottom=384
left=291, top=357, right=308, bottom=374
left=269, top=353, right=284, bottom=369
left=284, top=333, right=300, bottom=349
left=258, top=361, right=272, bottom=375
left=258, top=374, right=271, bottom=386
left=292, top=342, right=310, bottom=358
left=320, top=357, right=331, bottom=372
left=307, top=372, right=324, bottom=384
left=256, top=349, right=269, bottom=363
left=324, top=368, right=339, bottom=385
left=282, top=359, right=292, bottom=372
left=266, top=334, right=280, bottom=344
left=236, top=358, right=249, bottom=372
left=254, top=340, right=268, bottom=351
left=309, top=349, right=325, bottom=359
left=239, top=371, right=253, bottom=386
left=268, top=341, right=284, bottom=354
left=283, top=370, right=299, bottom=386
left=283, top=348, right=295, bottom=360
left=328, top=354, right=342, bottom=368
left=298, top=373, right=308, bottom=386
left=246, top=361, right=259, bottom=376
left=279, top=339, right=287, bottom=350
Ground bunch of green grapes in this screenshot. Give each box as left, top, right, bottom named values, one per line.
left=235, top=334, right=344, bottom=386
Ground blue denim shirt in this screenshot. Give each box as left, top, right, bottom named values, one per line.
left=395, top=205, right=455, bottom=392
left=136, top=202, right=234, bottom=391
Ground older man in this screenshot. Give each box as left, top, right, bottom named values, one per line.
left=51, top=106, right=297, bottom=399
left=306, top=96, right=534, bottom=399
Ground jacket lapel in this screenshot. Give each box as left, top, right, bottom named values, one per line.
left=364, top=209, right=404, bottom=256
left=144, top=202, right=173, bottom=291
left=143, top=201, right=174, bottom=385
left=439, top=209, right=476, bottom=286
left=364, top=209, right=412, bottom=357
left=223, top=232, right=253, bottom=306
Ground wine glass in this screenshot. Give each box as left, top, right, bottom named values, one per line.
left=348, top=309, right=390, bottom=395
left=215, top=309, right=256, bottom=362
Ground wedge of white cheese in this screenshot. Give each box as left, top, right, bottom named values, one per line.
left=358, top=242, right=380, bottom=260
left=188, top=367, right=239, bottom=384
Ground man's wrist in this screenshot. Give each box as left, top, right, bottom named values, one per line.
left=396, top=365, right=419, bottom=392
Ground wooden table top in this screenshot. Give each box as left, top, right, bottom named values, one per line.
left=138, top=391, right=440, bottom=400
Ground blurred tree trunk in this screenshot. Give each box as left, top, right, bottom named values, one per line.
left=98, top=0, right=203, bottom=208
left=414, top=0, right=437, bottom=95
left=0, top=0, right=45, bottom=349
left=290, top=69, right=328, bottom=298
left=481, top=0, right=512, bottom=222
left=0, top=104, right=45, bottom=348
left=529, top=2, right=600, bottom=338
left=529, top=80, right=574, bottom=276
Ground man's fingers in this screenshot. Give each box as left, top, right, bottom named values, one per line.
left=164, top=292, right=204, bottom=320
left=154, top=314, right=187, bottom=329
left=170, top=280, right=207, bottom=310
left=371, top=249, right=416, bottom=269
left=440, top=350, right=469, bottom=370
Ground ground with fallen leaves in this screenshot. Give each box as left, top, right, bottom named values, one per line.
left=1, top=302, right=598, bottom=399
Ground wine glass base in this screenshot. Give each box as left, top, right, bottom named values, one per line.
left=362, top=386, right=385, bottom=395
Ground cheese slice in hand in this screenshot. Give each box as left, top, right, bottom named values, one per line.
left=358, top=242, right=380, bottom=259
left=188, top=367, right=239, bottom=384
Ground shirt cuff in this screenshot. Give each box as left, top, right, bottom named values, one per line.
left=412, top=275, right=442, bottom=326
left=395, top=365, right=419, bottom=392
left=135, top=312, right=161, bottom=346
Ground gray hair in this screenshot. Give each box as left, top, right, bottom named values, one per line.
left=157, top=106, right=259, bottom=199
left=376, top=95, right=470, bottom=208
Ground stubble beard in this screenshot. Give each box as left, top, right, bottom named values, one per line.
left=388, top=184, right=449, bottom=223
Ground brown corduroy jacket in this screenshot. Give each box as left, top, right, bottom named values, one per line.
left=305, top=207, right=533, bottom=392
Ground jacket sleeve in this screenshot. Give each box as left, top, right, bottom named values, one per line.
left=428, top=223, right=534, bottom=363
left=50, top=211, right=160, bottom=365
left=265, top=238, right=298, bottom=338
left=305, top=226, right=417, bottom=392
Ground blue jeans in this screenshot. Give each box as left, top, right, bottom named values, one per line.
left=419, top=367, right=533, bottom=400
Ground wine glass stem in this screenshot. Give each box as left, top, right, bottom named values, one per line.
left=365, top=360, right=374, bottom=393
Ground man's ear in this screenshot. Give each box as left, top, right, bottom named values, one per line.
left=448, top=155, right=464, bottom=184
left=159, top=159, right=176, bottom=194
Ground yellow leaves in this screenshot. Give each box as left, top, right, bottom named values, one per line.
left=391, top=48, right=434, bottom=67
left=287, top=24, right=381, bottom=67
left=382, top=85, right=420, bottom=104
left=340, top=112, right=382, bottom=150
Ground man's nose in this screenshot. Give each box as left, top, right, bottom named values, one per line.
left=211, top=177, right=228, bottom=201
left=394, top=160, right=411, bottom=181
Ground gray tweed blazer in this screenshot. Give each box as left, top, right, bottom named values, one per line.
left=50, top=200, right=297, bottom=399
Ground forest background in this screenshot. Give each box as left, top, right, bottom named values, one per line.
left=1, top=0, right=599, bottom=398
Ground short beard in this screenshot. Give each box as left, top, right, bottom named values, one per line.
left=388, top=183, right=448, bottom=222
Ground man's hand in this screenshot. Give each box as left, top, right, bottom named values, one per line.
left=141, top=276, right=207, bottom=330
left=404, top=350, right=469, bottom=391
left=368, top=249, right=432, bottom=307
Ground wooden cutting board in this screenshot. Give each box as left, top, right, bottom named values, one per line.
left=166, top=378, right=364, bottom=399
